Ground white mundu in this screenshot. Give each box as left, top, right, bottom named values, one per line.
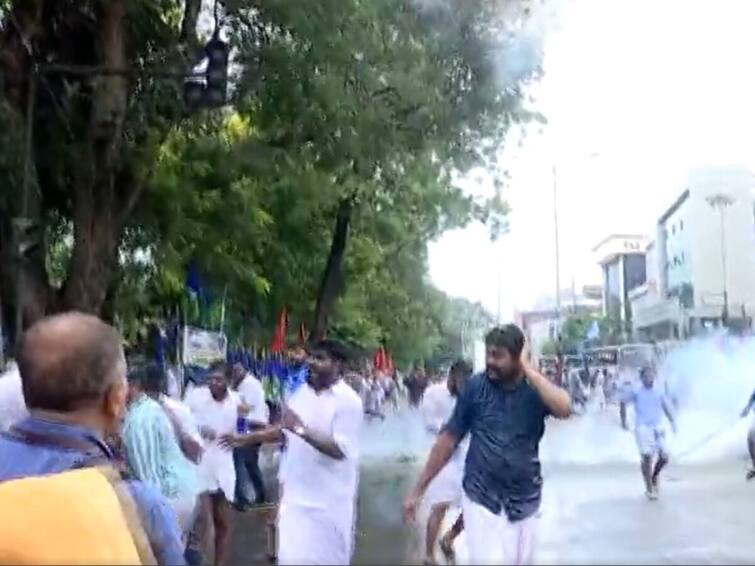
left=277, top=380, right=364, bottom=566
left=185, top=385, right=240, bottom=501
left=462, top=493, right=538, bottom=565
left=421, top=381, right=467, bottom=506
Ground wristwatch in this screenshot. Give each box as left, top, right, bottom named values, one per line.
left=293, top=425, right=306, bottom=437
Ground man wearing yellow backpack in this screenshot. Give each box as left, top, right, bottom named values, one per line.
left=0, top=312, right=184, bottom=565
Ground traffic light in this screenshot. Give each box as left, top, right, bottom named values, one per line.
left=204, top=31, right=228, bottom=108
left=182, top=32, right=229, bottom=110
left=183, top=77, right=205, bottom=110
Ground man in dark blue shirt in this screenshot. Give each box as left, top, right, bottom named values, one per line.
left=404, top=324, right=571, bottom=565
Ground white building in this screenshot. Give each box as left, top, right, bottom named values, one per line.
left=632, top=165, right=755, bottom=338
left=593, top=234, right=650, bottom=336
left=516, top=286, right=602, bottom=356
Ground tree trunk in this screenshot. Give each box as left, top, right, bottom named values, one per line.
left=61, top=0, right=127, bottom=316
left=180, top=0, right=202, bottom=44
left=312, top=197, right=353, bottom=341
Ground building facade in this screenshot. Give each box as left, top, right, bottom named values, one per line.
left=631, top=165, right=755, bottom=338
left=593, top=234, right=650, bottom=335
left=516, top=287, right=602, bottom=356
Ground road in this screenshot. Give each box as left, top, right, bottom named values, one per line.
left=231, top=409, right=755, bottom=565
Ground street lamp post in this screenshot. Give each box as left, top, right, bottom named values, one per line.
left=494, top=221, right=510, bottom=325
left=551, top=152, right=600, bottom=321
left=706, top=193, right=734, bottom=325
left=552, top=165, right=561, bottom=317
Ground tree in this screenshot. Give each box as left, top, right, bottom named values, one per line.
left=0, top=0, right=539, bottom=361
left=228, top=0, right=538, bottom=339
left=540, top=339, right=558, bottom=356
left=0, top=0, right=204, bottom=335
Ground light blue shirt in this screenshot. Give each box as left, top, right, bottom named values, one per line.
left=624, top=385, right=665, bottom=427
left=0, top=416, right=185, bottom=565
left=123, top=395, right=197, bottom=500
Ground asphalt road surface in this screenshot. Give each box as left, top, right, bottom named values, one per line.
left=230, top=409, right=755, bottom=565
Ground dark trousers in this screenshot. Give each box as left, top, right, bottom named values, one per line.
left=233, top=445, right=266, bottom=505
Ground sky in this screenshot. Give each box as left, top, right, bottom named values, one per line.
left=429, top=0, right=755, bottom=321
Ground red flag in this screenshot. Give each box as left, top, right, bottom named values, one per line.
left=374, top=346, right=389, bottom=372
left=270, top=307, right=289, bottom=353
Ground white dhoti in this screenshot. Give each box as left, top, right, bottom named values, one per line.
left=462, top=493, right=537, bottom=565
left=277, top=499, right=354, bottom=565
left=169, top=493, right=199, bottom=536
left=424, top=432, right=468, bottom=508
left=425, top=456, right=464, bottom=507
left=197, top=444, right=236, bottom=502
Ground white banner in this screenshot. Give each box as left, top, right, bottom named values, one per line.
left=182, top=326, right=227, bottom=368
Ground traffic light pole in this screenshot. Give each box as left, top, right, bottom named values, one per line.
left=14, top=70, right=37, bottom=344
left=9, top=41, right=225, bottom=344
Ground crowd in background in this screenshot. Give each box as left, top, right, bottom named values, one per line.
left=0, top=308, right=467, bottom=566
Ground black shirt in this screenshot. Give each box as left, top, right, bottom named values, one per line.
left=444, top=371, right=551, bottom=521
left=404, top=374, right=428, bottom=407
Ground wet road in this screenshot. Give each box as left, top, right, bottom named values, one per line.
left=231, top=410, right=755, bottom=565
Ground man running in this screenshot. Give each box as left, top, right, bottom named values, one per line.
left=365, top=372, right=386, bottom=422
left=419, top=359, right=472, bottom=565
left=185, top=362, right=240, bottom=566
left=620, top=366, right=676, bottom=500
left=404, top=325, right=571, bottom=565
left=739, top=385, right=755, bottom=480
left=405, top=365, right=429, bottom=408
left=223, top=340, right=363, bottom=565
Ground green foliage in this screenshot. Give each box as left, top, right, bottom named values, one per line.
left=540, top=339, right=558, bottom=356
left=556, top=314, right=624, bottom=354
left=1, top=0, right=538, bottom=362
left=559, top=315, right=591, bottom=352
left=597, top=315, right=623, bottom=346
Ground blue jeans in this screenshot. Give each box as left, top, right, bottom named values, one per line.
left=233, top=445, right=266, bottom=505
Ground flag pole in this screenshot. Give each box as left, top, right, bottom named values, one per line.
left=219, top=284, right=228, bottom=333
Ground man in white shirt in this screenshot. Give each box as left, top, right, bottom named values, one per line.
left=419, top=360, right=472, bottom=565
left=231, top=363, right=269, bottom=507
left=364, top=373, right=386, bottom=421
left=222, top=340, right=363, bottom=565
left=0, top=362, right=27, bottom=433
left=185, top=361, right=240, bottom=566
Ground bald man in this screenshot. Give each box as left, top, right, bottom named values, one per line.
left=0, top=312, right=184, bottom=565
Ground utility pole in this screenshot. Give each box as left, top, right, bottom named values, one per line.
left=571, top=276, right=577, bottom=313
left=496, top=268, right=502, bottom=324
left=553, top=165, right=561, bottom=316
left=14, top=71, right=37, bottom=344
left=706, top=193, right=734, bottom=325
